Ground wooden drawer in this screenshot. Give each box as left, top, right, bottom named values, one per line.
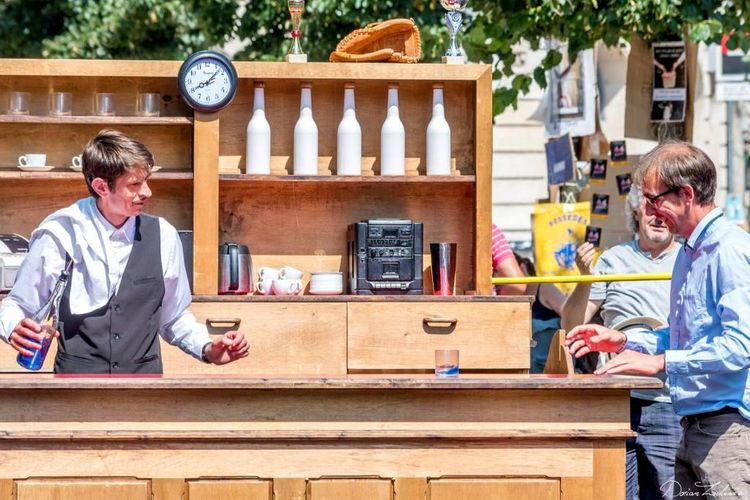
left=347, top=302, right=530, bottom=371
left=163, top=302, right=347, bottom=376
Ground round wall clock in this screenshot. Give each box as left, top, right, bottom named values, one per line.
left=177, top=50, right=238, bottom=112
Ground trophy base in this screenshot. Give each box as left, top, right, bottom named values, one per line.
left=442, top=55, right=466, bottom=65
left=286, top=54, right=308, bottom=63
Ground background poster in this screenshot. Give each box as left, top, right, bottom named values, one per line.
left=544, top=48, right=596, bottom=138
left=533, top=201, right=591, bottom=294
left=651, top=41, right=686, bottom=122
left=545, top=133, right=574, bottom=185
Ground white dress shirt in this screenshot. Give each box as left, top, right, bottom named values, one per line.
left=0, top=197, right=210, bottom=360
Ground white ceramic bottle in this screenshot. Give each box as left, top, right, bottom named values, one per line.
left=246, top=82, right=271, bottom=174
left=293, top=82, right=318, bottom=175
left=336, top=83, right=362, bottom=176
left=380, top=83, right=405, bottom=176
left=426, top=83, right=452, bottom=175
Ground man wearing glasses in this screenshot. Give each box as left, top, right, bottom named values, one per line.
left=562, top=185, right=680, bottom=500
left=566, top=141, right=750, bottom=498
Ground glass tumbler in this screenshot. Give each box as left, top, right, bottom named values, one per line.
left=8, top=91, right=30, bottom=115
left=137, top=93, right=161, bottom=117
left=49, top=92, right=72, bottom=116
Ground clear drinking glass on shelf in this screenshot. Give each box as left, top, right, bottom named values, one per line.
left=137, top=92, right=161, bottom=117
left=8, top=91, right=30, bottom=115
left=49, top=92, right=72, bottom=116
left=95, top=92, right=115, bottom=116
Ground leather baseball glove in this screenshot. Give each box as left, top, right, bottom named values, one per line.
left=329, top=18, right=422, bottom=63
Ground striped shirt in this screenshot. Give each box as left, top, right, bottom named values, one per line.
left=491, top=224, right=513, bottom=269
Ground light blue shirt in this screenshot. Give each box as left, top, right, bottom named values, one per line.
left=626, top=208, right=750, bottom=419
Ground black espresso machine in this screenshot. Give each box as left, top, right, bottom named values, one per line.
left=348, top=218, right=423, bottom=294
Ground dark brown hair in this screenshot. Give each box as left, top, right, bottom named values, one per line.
left=82, top=129, right=153, bottom=198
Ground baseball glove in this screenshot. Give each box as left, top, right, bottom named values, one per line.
left=329, top=18, right=422, bottom=63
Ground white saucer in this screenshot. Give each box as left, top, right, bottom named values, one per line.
left=69, top=165, right=82, bottom=172
left=151, top=165, right=162, bottom=172
left=17, top=165, right=54, bottom=172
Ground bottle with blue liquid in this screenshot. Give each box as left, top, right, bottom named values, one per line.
left=17, top=261, right=71, bottom=371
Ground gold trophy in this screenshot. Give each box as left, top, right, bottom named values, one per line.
left=286, top=0, right=307, bottom=63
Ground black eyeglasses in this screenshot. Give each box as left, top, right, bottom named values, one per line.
left=644, top=187, right=679, bottom=207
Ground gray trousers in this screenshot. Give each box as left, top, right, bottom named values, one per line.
left=672, top=412, right=750, bottom=499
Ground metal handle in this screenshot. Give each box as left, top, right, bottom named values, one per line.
left=423, top=317, right=458, bottom=329
left=206, top=317, right=242, bottom=329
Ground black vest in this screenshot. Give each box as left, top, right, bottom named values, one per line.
left=55, top=215, right=165, bottom=374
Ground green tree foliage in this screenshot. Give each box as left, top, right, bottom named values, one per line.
left=465, top=0, right=750, bottom=114
left=0, top=0, right=237, bottom=59
left=0, top=0, right=748, bottom=114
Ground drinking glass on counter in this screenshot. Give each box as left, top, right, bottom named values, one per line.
left=435, top=349, right=459, bottom=377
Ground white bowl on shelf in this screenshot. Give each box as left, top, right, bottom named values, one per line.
left=310, top=272, right=344, bottom=295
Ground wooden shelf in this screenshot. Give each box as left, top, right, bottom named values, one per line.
left=0, top=170, right=193, bottom=180
left=219, top=174, right=476, bottom=184
left=0, top=115, right=192, bottom=126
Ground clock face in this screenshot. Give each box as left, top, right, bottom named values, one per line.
left=178, top=51, right=238, bottom=112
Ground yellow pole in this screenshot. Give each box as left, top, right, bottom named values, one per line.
left=491, top=273, right=672, bottom=285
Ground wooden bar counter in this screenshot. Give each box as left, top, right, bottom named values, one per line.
left=0, top=374, right=660, bottom=500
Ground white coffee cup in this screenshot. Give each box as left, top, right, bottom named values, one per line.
left=256, top=278, right=273, bottom=295
left=258, top=266, right=280, bottom=280
left=71, top=155, right=82, bottom=169
left=279, top=265, right=304, bottom=280
left=18, top=154, right=47, bottom=168
left=272, top=279, right=302, bottom=296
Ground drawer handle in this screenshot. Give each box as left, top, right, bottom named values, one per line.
left=423, top=317, right=458, bottom=332
left=206, top=317, right=242, bottom=329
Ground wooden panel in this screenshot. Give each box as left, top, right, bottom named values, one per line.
left=347, top=302, right=530, bottom=370
left=152, top=479, right=186, bottom=500
left=218, top=181, right=475, bottom=294
left=187, top=479, right=271, bottom=500
left=0, top=444, right=596, bottom=480
left=475, top=66, right=492, bottom=295
left=0, top=116, right=192, bottom=171
left=309, top=479, right=392, bottom=500
left=274, top=478, right=307, bottom=500
left=15, top=478, right=150, bottom=500
left=394, top=478, right=427, bottom=500
left=0, top=177, right=192, bottom=240
left=593, top=441, right=625, bottom=500
left=0, top=479, right=11, bottom=500
left=219, top=79, right=475, bottom=177
left=180, top=302, right=347, bottom=375
left=428, top=478, right=559, bottom=500
left=560, top=477, right=593, bottom=500
left=192, top=112, right=219, bottom=294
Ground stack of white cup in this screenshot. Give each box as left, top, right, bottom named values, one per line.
left=256, top=266, right=304, bottom=295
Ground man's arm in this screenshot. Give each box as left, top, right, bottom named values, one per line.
left=157, top=221, right=248, bottom=364
left=561, top=242, right=602, bottom=330
left=561, top=284, right=602, bottom=331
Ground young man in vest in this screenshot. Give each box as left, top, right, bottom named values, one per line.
left=0, top=130, right=248, bottom=373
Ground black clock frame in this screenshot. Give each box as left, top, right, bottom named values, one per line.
left=177, top=50, right=239, bottom=113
